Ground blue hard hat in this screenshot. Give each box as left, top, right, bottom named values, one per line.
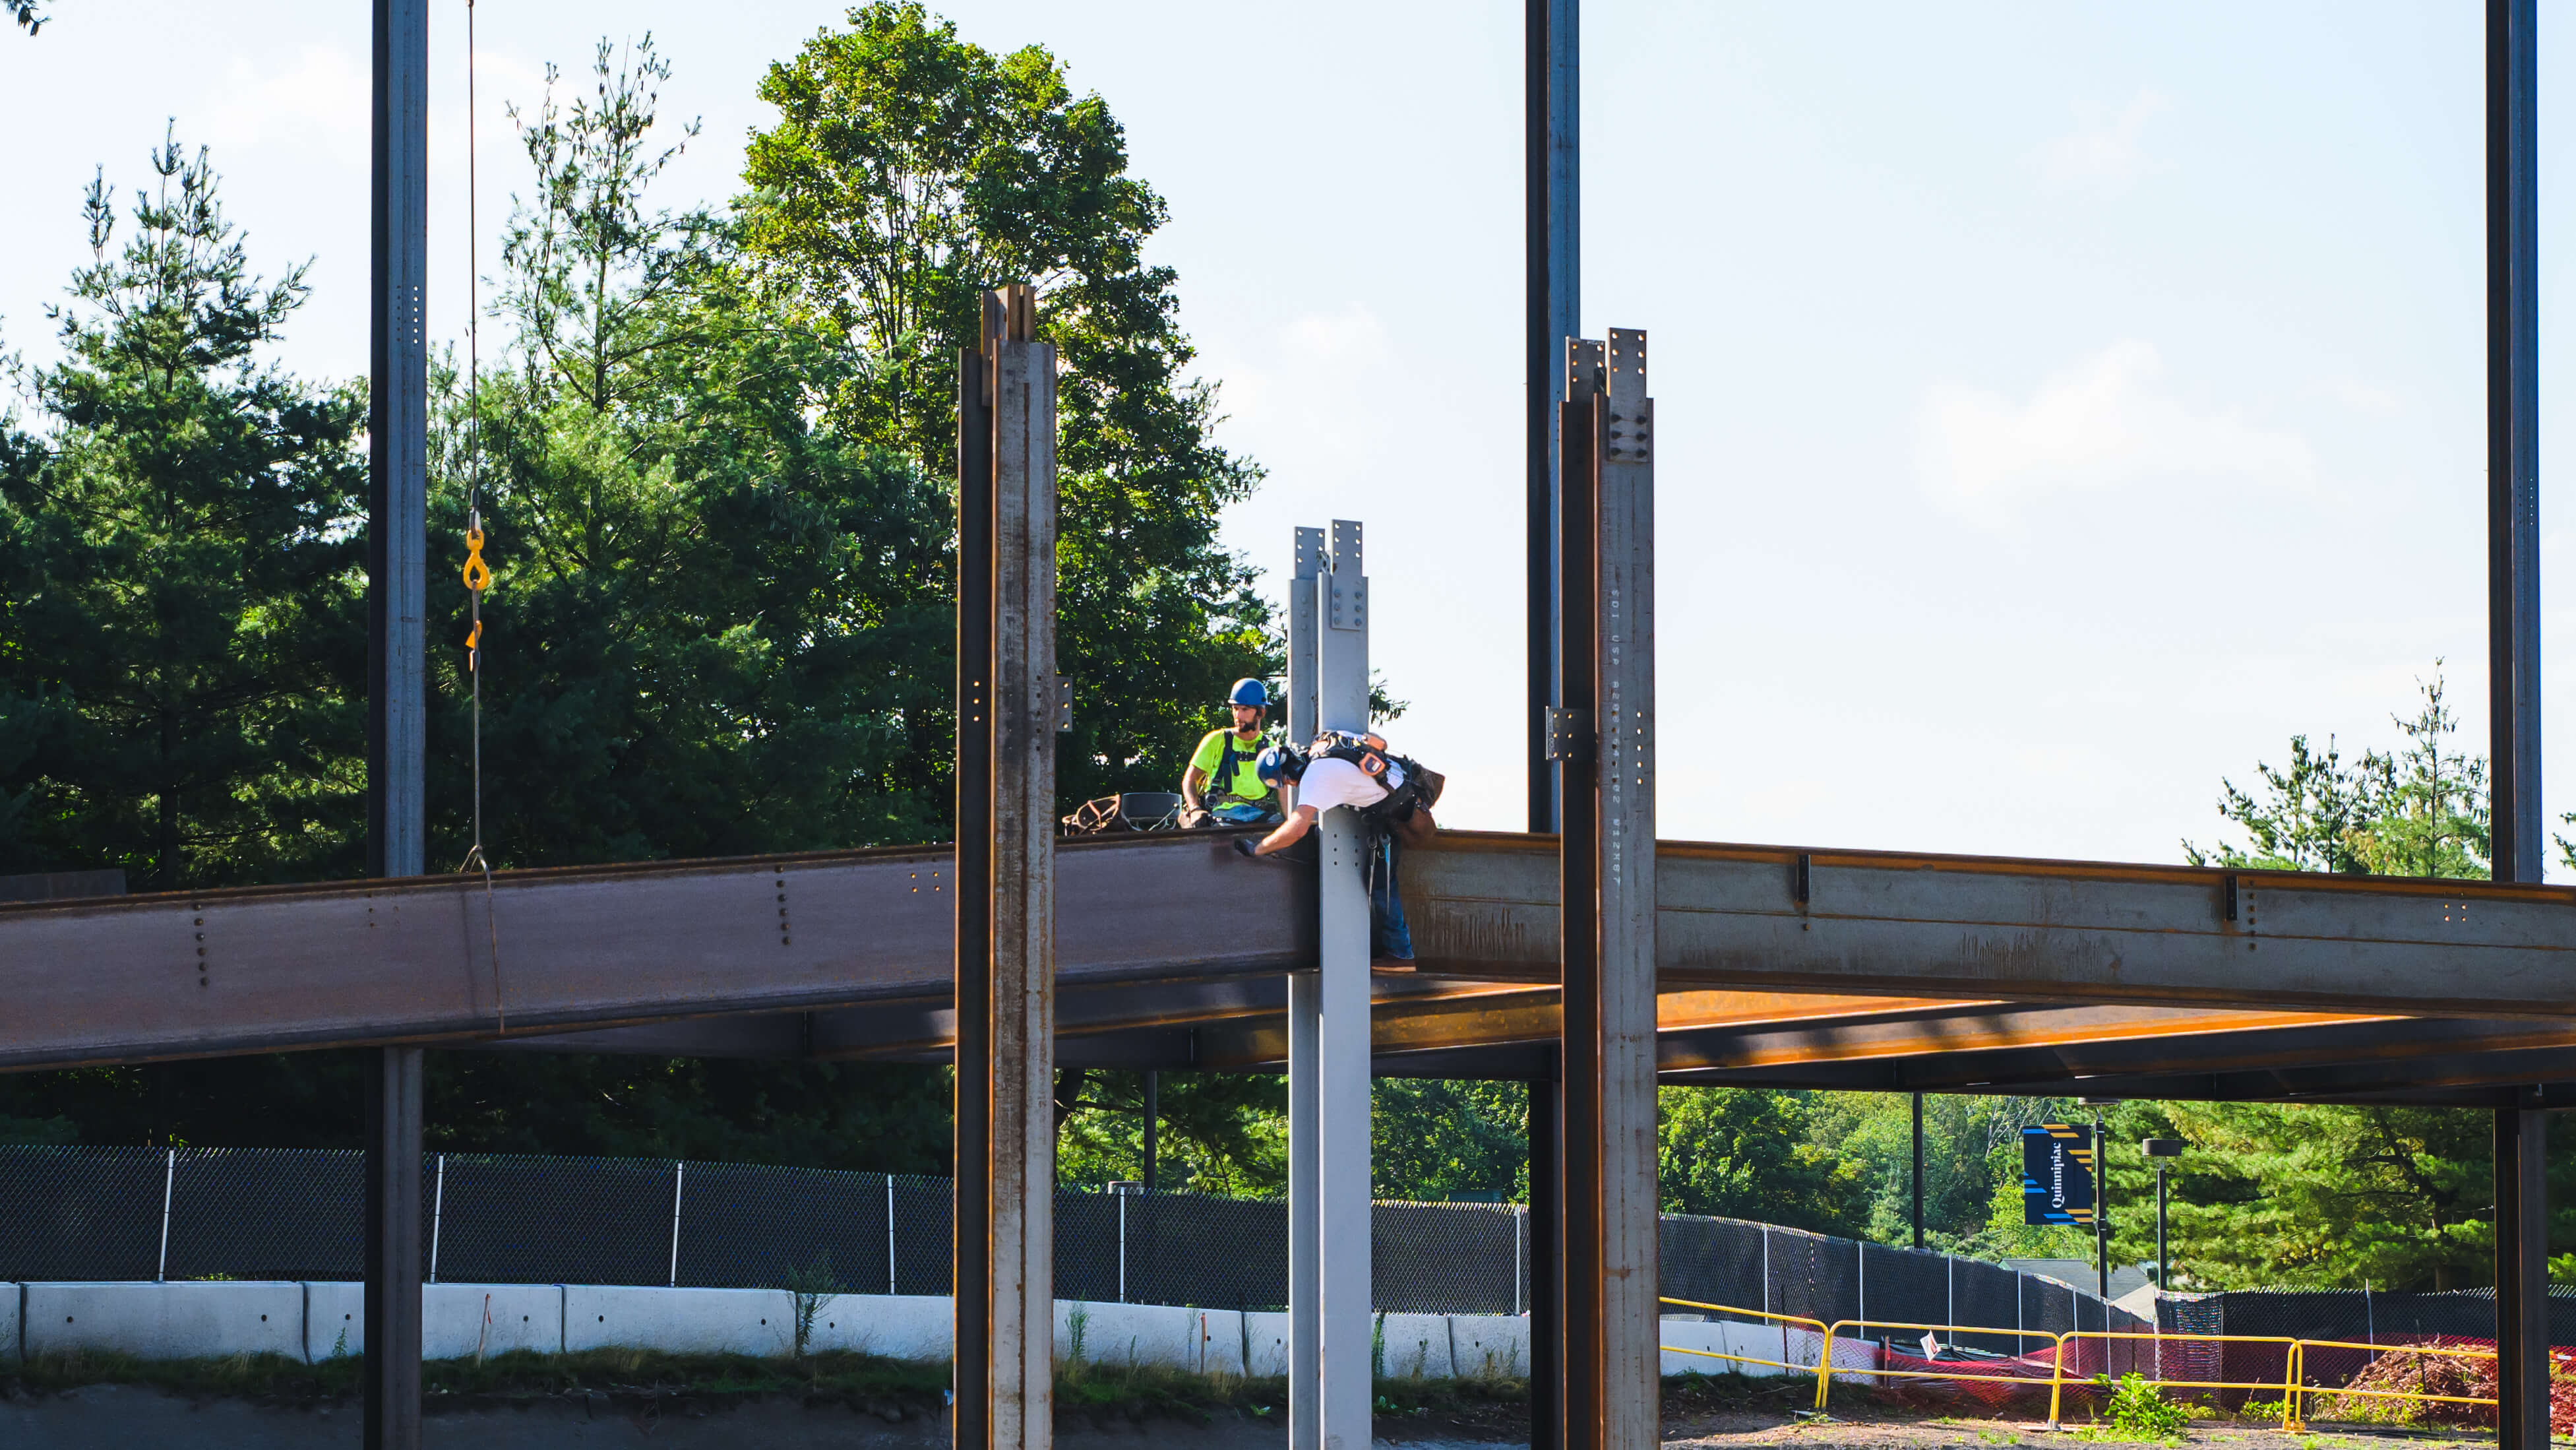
left=1256, top=745, right=1304, bottom=788
left=1227, top=678, right=1269, bottom=709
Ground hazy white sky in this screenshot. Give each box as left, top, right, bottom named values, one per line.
left=4, top=3, right=2570, bottom=871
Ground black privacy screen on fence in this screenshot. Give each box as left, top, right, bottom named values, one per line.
left=4, top=1145, right=2145, bottom=1331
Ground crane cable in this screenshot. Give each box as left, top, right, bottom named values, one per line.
left=458, top=0, right=503, bottom=1031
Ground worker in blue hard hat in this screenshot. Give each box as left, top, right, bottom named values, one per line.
left=1180, top=678, right=1283, bottom=828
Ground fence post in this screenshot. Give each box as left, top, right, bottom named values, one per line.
left=1856, top=1239, right=1865, bottom=1328
left=1946, top=1251, right=1954, bottom=1337
left=886, top=1175, right=897, bottom=1296
left=155, top=1149, right=175, bottom=1282
left=428, top=1154, right=445, bottom=1285
left=666, top=1162, right=685, bottom=1288
left=1118, top=1189, right=1128, bottom=1304
left=1514, top=1207, right=1525, bottom=1317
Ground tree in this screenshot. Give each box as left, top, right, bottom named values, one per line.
left=1373, top=1080, right=1530, bottom=1203
left=8, top=2, right=45, bottom=37
left=739, top=1, right=1272, bottom=809
left=0, top=128, right=366, bottom=890
left=1658, top=1087, right=1869, bottom=1236
left=2184, top=669, right=2488, bottom=878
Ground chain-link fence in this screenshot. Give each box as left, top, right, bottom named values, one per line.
left=0, top=1145, right=2137, bottom=1329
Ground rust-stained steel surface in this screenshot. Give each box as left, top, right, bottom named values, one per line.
left=1411, top=832, right=2576, bottom=1017
left=11, top=827, right=2576, bottom=1074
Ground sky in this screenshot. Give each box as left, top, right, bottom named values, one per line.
left=3, top=1, right=2571, bottom=873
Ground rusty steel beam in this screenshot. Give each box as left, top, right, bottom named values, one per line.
left=0, top=831, right=1297, bottom=1075
left=20, top=828, right=2576, bottom=1075
left=1411, top=834, right=2576, bottom=1017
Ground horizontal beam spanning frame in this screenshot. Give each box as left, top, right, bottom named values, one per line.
left=11, top=828, right=2576, bottom=1075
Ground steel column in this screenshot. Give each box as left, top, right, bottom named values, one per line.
left=959, top=284, right=1057, bottom=1450
left=2488, top=0, right=2541, bottom=883
left=361, top=1046, right=423, bottom=1450
left=1555, top=342, right=1603, bottom=1447
left=1526, top=0, right=1579, bottom=839
left=1286, top=526, right=1322, bottom=1450
left=2495, top=1108, right=2549, bottom=1450
left=365, top=1, right=428, bottom=1445
left=1529, top=1065, right=1562, bottom=1450
left=1293, top=521, right=1374, bottom=1450
left=1595, top=330, right=1659, bottom=1449
left=954, top=325, right=995, bottom=1450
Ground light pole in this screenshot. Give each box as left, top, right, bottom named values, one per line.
left=2142, top=1139, right=2186, bottom=1292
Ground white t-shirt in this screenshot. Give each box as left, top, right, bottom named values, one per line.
left=1294, top=755, right=1405, bottom=817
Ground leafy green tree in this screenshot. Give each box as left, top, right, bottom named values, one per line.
left=7, top=2, right=45, bottom=38
left=1373, top=1080, right=1531, bottom=1202
left=1055, top=1069, right=1289, bottom=1197
left=0, top=128, right=366, bottom=890
left=739, top=1, right=1271, bottom=807
left=1658, top=1086, right=1868, bottom=1236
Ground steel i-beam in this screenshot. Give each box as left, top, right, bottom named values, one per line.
left=365, top=1, right=429, bottom=1444
left=1554, top=331, right=1659, bottom=1449
left=958, top=284, right=1057, bottom=1450
left=1289, top=522, right=1374, bottom=1450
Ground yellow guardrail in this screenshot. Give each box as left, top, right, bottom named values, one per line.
left=2286, top=1337, right=2499, bottom=1432
left=1818, top=1319, right=2071, bottom=1413
left=1655, top=1296, right=1831, bottom=1381
left=1656, top=1304, right=2498, bottom=1432
left=2050, top=1330, right=2302, bottom=1430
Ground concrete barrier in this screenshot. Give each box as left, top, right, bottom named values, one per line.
left=1445, top=1312, right=1527, bottom=1379
left=563, top=1285, right=793, bottom=1356
left=1242, top=1309, right=1291, bottom=1376
left=300, top=1284, right=565, bottom=1362
left=803, top=1291, right=948, bottom=1360
left=1379, top=1311, right=1453, bottom=1379
left=4, top=1283, right=20, bottom=1365
left=24, top=1282, right=303, bottom=1360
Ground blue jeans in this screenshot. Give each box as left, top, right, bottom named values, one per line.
left=1369, top=833, right=1413, bottom=961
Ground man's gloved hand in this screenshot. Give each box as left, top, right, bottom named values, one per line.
left=1231, top=836, right=1259, bottom=859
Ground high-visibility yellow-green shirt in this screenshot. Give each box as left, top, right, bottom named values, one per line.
left=1190, top=728, right=1274, bottom=809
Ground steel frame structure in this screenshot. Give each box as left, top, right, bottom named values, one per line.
left=0, top=1, right=2550, bottom=1445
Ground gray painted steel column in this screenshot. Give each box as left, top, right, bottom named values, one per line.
left=962, top=285, right=1056, bottom=1450
left=1286, top=526, right=1322, bottom=1450
left=1595, top=330, right=1659, bottom=1449
left=1291, top=521, right=1372, bottom=1450
left=365, top=1, right=427, bottom=1445
left=2489, top=0, right=2541, bottom=883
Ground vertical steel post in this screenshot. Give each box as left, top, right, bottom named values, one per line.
left=1555, top=338, right=1604, bottom=1450
left=1285, top=525, right=1324, bottom=1450
left=365, top=2, right=427, bottom=1445
left=1556, top=340, right=1597, bottom=1450
left=2489, top=0, right=2542, bottom=885
left=2496, top=1108, right=2549, bottom=1450
left=975, top=284, right=1058, bottom=1450
left=954, top=323, right=996, bottom=1450
left=2486, top=8, right=2546, bottom=1437
left=1529, top=1067, right=1562, bottom=1450
left=361, top=1048, right=423, bottom=1450
left=1526, top=0, right=1578, bottom=838
left=1297, top=521, right=1373, bottom=1450
left=428, top=1154, right=445, bottom=1285
left=1911, top=1094, right=1925, bottom=1252
left=2093, top=1114, right=2108, bottom=1302
left=1594, top=330, right=1658, bottom=1450
left=667, top=1162, right=685, bottom=1288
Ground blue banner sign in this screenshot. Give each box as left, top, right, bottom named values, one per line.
left=2021, top=1123, right=2097, bottom=1226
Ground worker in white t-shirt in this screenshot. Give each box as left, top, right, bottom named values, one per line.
left=1233, top=738, right=1439, bottom=962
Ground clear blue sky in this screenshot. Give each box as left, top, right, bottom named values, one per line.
left=5, top=2, right=2570, bottom=871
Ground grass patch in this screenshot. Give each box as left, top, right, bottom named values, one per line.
left=3, top=1347, right=948, bottom=1410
